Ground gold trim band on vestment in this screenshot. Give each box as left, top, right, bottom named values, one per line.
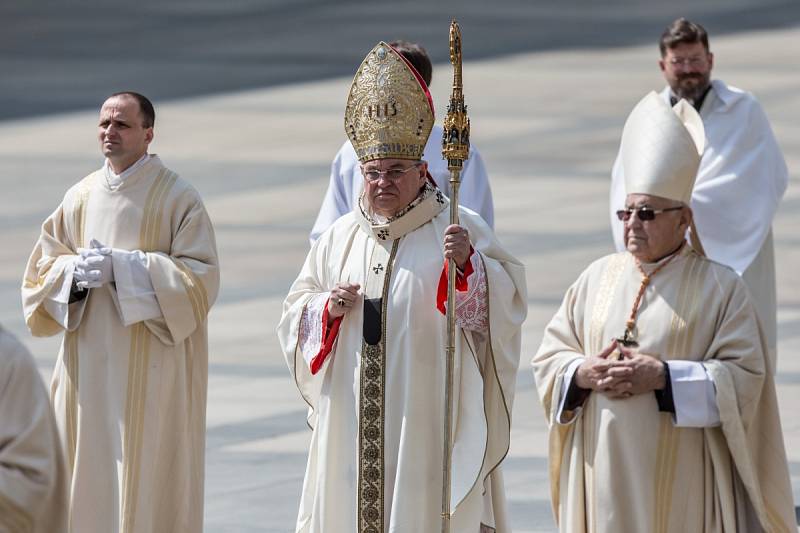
left=653, top=251, right=705, bottom=533
left=357, top=239, right=398, bottom=533
left=120, top=169, right=176, bottom=532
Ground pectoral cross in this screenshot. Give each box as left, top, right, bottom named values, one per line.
left=615, top=328, right=638, bottom=360
left=616, top=328, right=638, bottom=348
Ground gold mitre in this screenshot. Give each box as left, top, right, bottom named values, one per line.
left=344, top=42, right=435, bottom=163
left=621, top=91, right=705, bottom=204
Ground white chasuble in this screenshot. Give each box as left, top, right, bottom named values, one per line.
left=533, top=247, right=795, bottom=533
left=21, top=156, right=219, bottom=533
left=278, top=186, right=527, bottom=533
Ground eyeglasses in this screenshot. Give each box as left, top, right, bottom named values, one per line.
left=362, top=164, right=419, bottom=183
left=616, top=206, right=683, bottom=222
left=668, top=56, right=707, bottom=68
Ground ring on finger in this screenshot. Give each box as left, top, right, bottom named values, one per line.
left=337, top=298, right=346, bottom=307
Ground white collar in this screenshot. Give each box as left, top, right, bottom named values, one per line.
left=104, top=153, right=151, bottom=188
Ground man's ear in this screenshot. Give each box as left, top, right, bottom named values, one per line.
left=658, top=58, right=667, bottom=74
left=145, top=127, right=154, bottom=144
left=418, top=161, right=428, bottom=183
left=680, top=206, right=693, bottom=231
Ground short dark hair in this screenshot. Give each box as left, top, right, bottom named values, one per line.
left=110, top=91, right=155, bottom=128
left=389, top=40, right=433, bottom=87
left=659, top=18, right=710, bottom=57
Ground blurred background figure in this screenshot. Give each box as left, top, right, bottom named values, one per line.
left=0, top=323, right=67, bottom=533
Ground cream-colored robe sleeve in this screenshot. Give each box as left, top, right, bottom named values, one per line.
left=700, top=275, right=796, bottom=531
left=0, top=326, right=67, bottom=533
left=144, top=189, right=220, bottom=346
left=21, top=194, right=90, bottom=337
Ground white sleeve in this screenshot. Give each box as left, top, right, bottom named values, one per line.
left=459, top=147, right=494, bottom=228
left=43, top=256, right=87, bottom=331
left=556, top=358, right=585, bottom=424
left=111, top=249, right=162, bottom=326
left=309, top=143, right=358, bottom=244
left=666, top=360, right=720, bottom=427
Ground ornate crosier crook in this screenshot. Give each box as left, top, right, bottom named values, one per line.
left=441, top=19, right=470, bottom=533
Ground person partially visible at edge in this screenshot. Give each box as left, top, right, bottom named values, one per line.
left=278, top=42, right=526, bottom=532
left=0, top=323, right=68, bottom=533
left=610, top=17, right=788, bottom=367
left=309, top=39, right=495, bottom=244
left=535, top=92, right=794, bottom=532
left=22, top=91, right=219, bottom=532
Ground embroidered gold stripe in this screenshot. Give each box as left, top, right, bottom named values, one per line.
left=139, top=169, right=175, bottom=250
left=64, top=331, right=79, bottom=470
left=582, top=254, right=627, bottom=530
left=588, top=253, right=627, bottom=355
left=0, top=493, right=34, bottom=532
left=654, top=253, right=706, bottom=533
left=653, top=255, right=692, bottom=533
left=173, top=258, right=208, bottom=325
left=120, top=323, right=151, bottom=532
left=120, top=169, right=175, bottom=531
left=60, top=176, right=93, bottom=474
left=678, top=256, right=708, bottom=362
left=73, top=175, right=93, bottom=249
left=653, top=414, right=678, bottom=533
left=357, top=240, right=398, bottom=533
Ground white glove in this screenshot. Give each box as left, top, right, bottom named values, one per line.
left=75, top=239, right=114, bottom=289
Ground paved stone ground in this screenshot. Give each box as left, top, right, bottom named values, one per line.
left=1, top=9, right=798, bottom=533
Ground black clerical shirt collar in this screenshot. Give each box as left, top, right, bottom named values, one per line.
left=669, top=84, right=712, bottom=111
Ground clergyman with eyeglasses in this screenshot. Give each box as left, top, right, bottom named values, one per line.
left=308, top=40, right=495, bottom=245
left=277, top=42, right=526, bottom=532
left=610, top=17, right=788, bottom=367
left=533, top=92, right=794, bottom=531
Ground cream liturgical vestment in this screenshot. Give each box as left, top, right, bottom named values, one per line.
left=533, top=247, right=795, bottom=532
left=0, top=325, right=67, bottom=533
left=278, top=186, right=526, bottom=532
left=21, top=156, right=219, bottom=532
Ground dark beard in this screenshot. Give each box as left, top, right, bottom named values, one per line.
left=672, top=73, right=711, bottom=103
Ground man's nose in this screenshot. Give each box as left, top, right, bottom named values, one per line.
left=625, top=213, right=642, bottom=228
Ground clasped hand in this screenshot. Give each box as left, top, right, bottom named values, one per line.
left=575, top=340, right=666, bottom=399
left=74, top=239, right=114, bottom=289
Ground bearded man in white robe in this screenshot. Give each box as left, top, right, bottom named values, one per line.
left=609, top=18, right=788, bottom=365
left=278, top=42, right=526, bottom=532
left=534, top=93, right=794, bottom=532
left=22, top=92, right=219, bottom=532
left=0, top=324, right=67, bottom=533
left=309, top=40, right=494, bottom=244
